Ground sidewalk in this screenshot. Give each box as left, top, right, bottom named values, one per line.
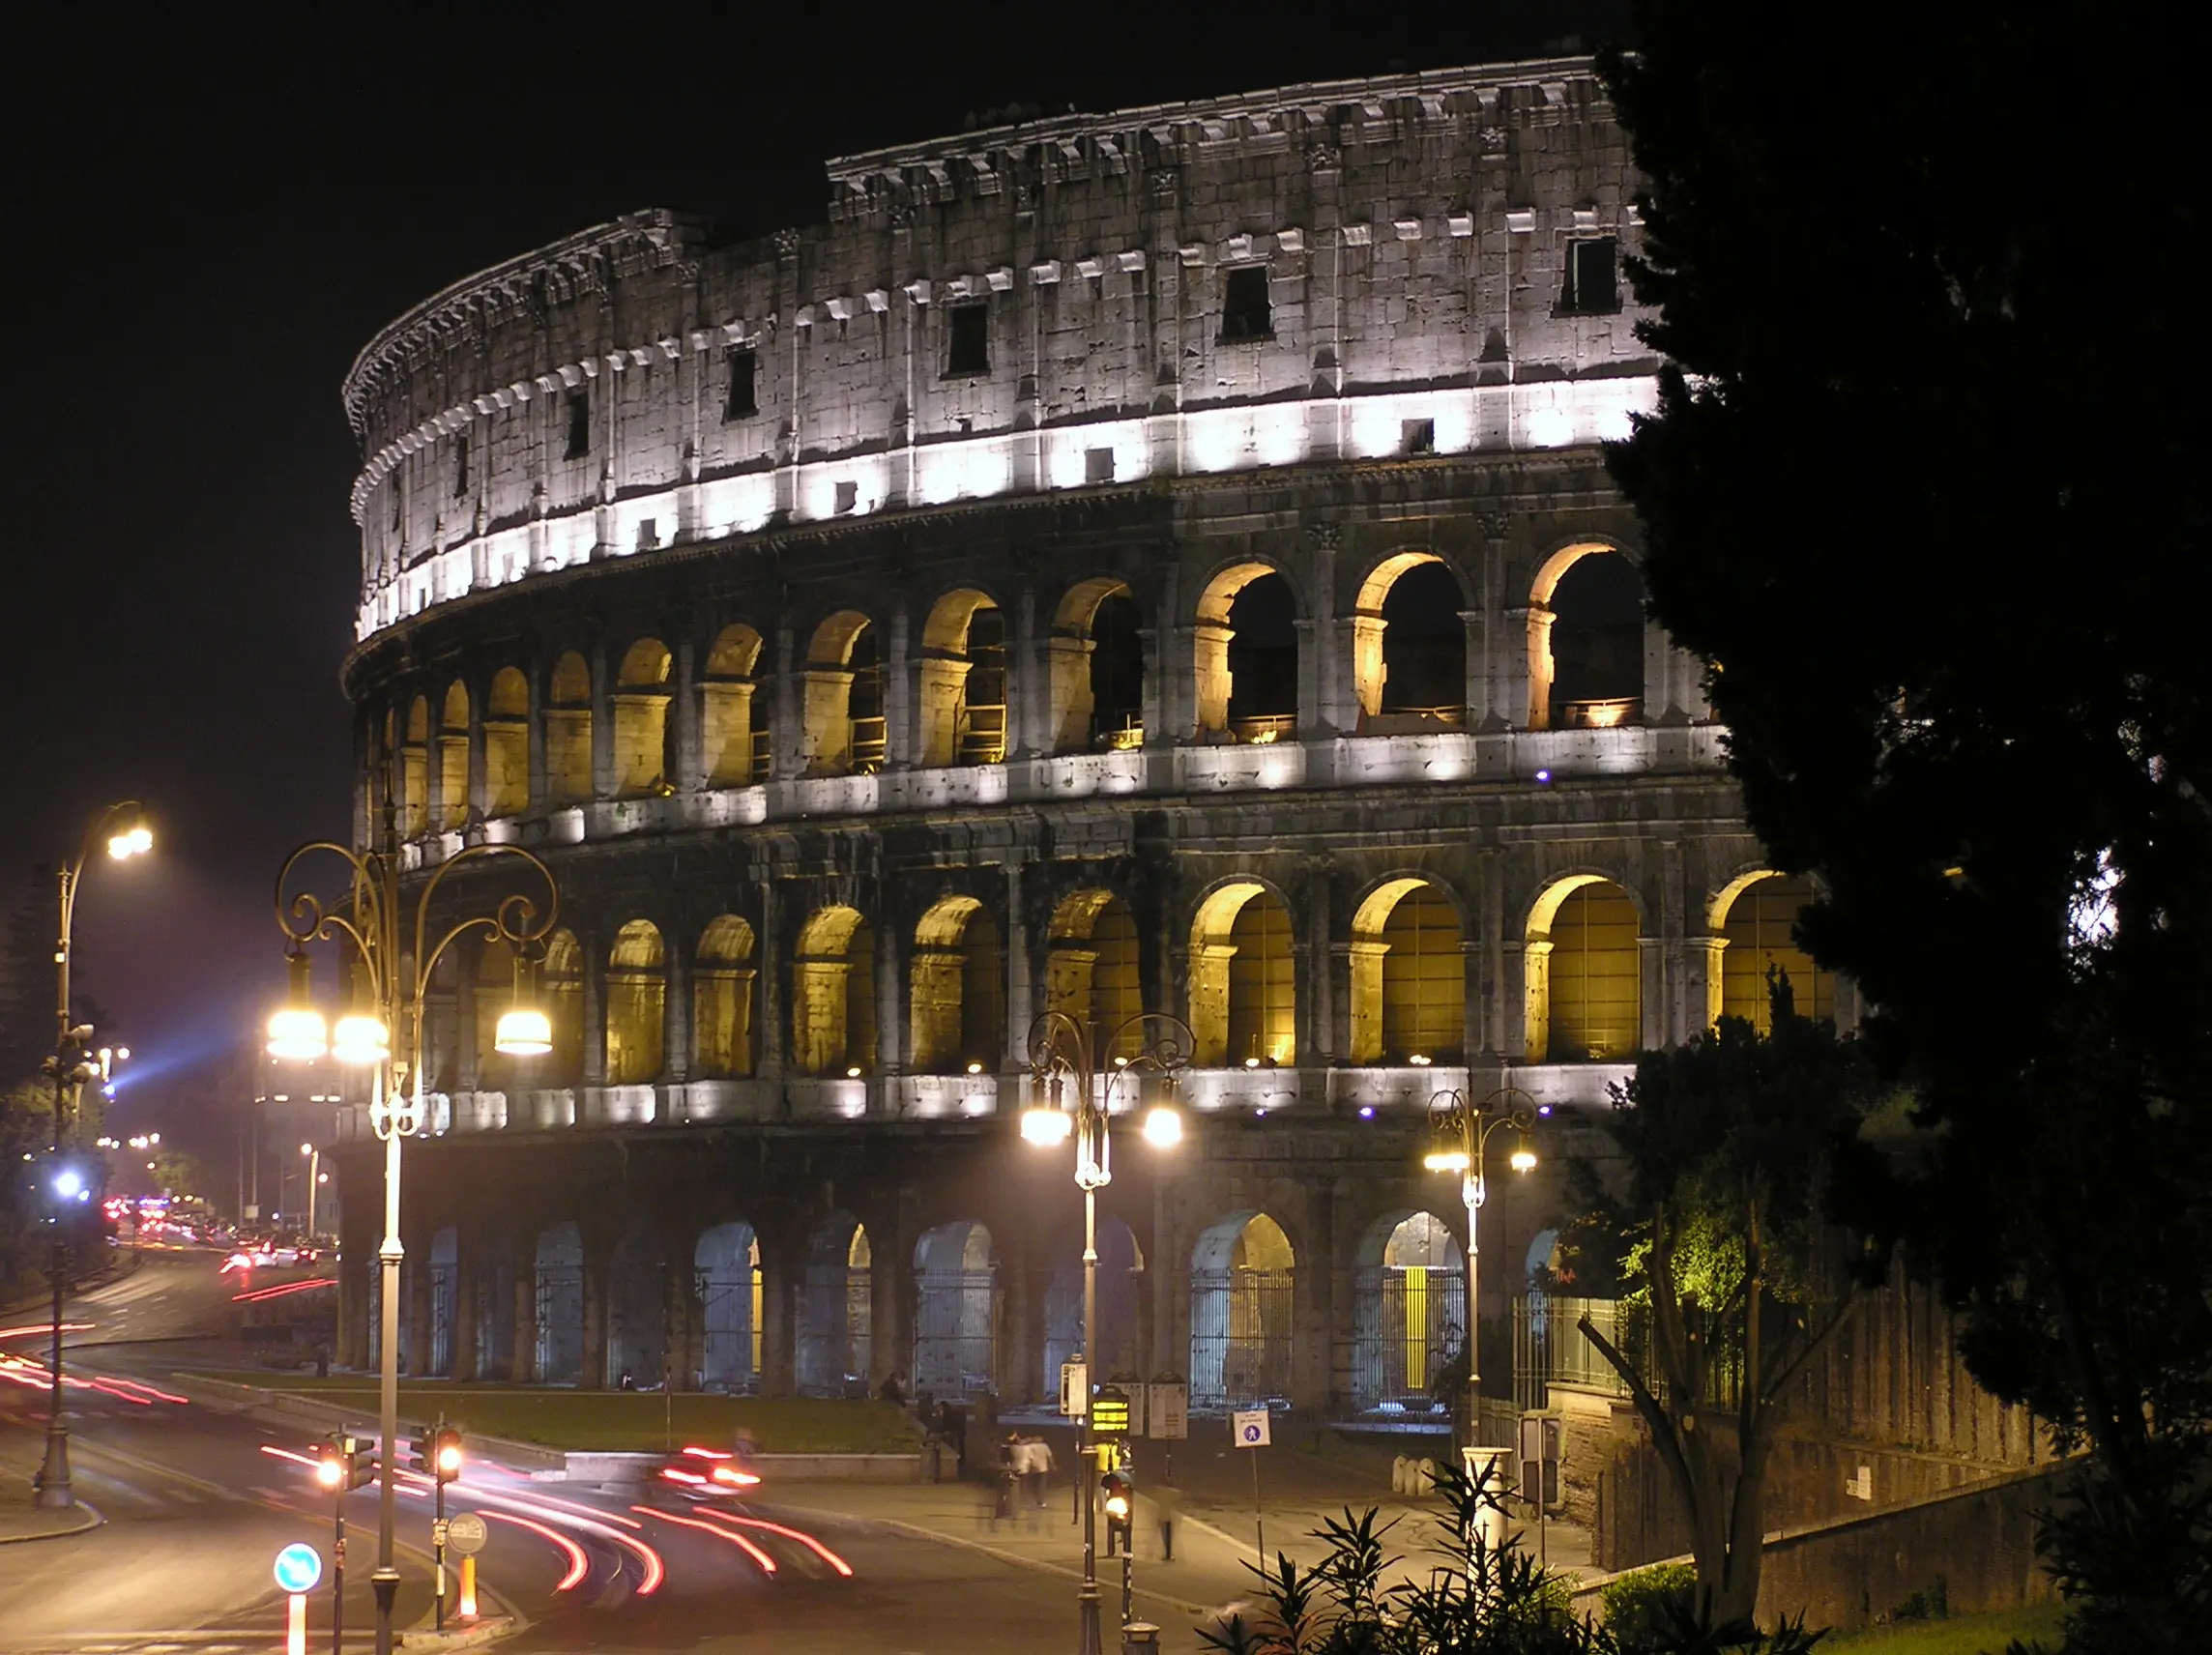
left=0, top=1468, right=103, bottom=1544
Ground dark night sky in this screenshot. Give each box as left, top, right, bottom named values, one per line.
left=0, top=3, right=1625, bottom=1144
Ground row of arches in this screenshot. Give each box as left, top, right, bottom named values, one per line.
left=463, top=871, right=1831, bottom=1090
left=375, top=543, right=1652, bottom=824
left=390, top=1206, right=1479, bottom=1414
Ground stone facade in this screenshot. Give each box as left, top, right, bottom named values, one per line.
left=327, top=60, right=1841, bottom=1423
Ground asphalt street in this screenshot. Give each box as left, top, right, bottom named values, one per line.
left=0, top=1251, right=1109, bottom=1655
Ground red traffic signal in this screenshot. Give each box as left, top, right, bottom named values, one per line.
left=319, top=1435, right=374, bottom=1490
left=431, top=1426, right=463, bottom=1483
left=315, top=1439, right=344, bottom=1490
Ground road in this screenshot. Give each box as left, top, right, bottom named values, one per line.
left=0, top=1252, right=1107, bottom=1655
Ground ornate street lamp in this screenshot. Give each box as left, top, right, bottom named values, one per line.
left=34, top=800, right=153, bottom=1510
left=1423, top=1087, right=1539, bottom=1451
left=1024, top=1011, right=1191, bottom=1655
left=269, top=801, right=557, bottom=1655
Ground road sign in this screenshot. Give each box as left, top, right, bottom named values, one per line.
left=273, top=1541, right=324, bottom=1594
left=1232, top=1408, right=1271, bottom=1448
left=1091, top=1384, right=1131, bottom=1437
left=1147, top=1379, right=1188, bottom=1440
left=446, top=1513, right=488, bottom=1555
left=1059, top=1360, right=1088, bottom=1416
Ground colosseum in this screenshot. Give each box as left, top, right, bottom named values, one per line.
left=325, top=56, right=1848, bottom=1446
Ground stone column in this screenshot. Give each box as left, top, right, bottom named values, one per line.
left=1305, top=861, right=1336, bottom=1066
left=1003, top=860, right=1033, bottom=1073
left=589, top=643, right=614, bottom=799
left=511, top=1254, right=536, bottom=1382
left=452, top=1237, right=480, bottom=1383
left=663, top=927, right=692, bottom=1089
left=759, top=1251, right=795, bottom=1399
left=580, top=1239, right=607, bottom=1391
left=870, top=1208, right=914, bottom=1390
left=758, top=878, right=785, bottom=1078
left=527, top=658, right=550, bottom=814
left=671, top=637, right=704, bottom=790
left=874, top=910, right=903, bottom=1113
left=1639, top=937, right=1667, bottom=1054
left=581, top=930, right=607, bottom=1090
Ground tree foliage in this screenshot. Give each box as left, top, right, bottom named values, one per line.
left=1599, top=4, right=2212, bottom=1644
left=1566, top=979, right=1881, bottom=1620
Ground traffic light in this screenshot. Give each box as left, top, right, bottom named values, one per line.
left=431, top=1425, right=463, bottom=1484
left=318, top=1435, right=374, bottom=1490
left=1101, top=1470, right=1131, bottom=1523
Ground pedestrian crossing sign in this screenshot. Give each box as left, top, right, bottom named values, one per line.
left=1233, top=1408, right=1270, bottom=1448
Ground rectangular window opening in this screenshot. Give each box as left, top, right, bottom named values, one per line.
left=1219, top=265, right=1273, bottom=341
left=945, top=302, right=990, bottom=376
left=832, top=479, right=859, bottom=515
left=452, top=432, right=471, bottom=497
left=1402, top=419, right=1436, bottom=455
left=1085, top=447, right=1117, bottom=484
left=1560, top=237, right=1619, bottom=315
left=565, top=390, right=592, bottom=460
left=724, top=347, right=758, bottom=420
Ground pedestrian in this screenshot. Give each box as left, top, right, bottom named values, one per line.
left=877, top=1371, right=905, bottom=1407
left=1024, top=1433, right=1054, bottom=1508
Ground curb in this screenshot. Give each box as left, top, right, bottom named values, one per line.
left=0, top=1499, right=105, bottom=1545
left=757, top=1499, right=1219, bottom=1619
left=397, top=1614, right=518, bottom=1651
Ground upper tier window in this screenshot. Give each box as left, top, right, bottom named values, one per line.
left=945, top=302, right=989, bottom=377
left=1558, top=237, right=1619, bottom=315
left=725, top=347, right=758, bottom=420
left=565, top=390, right=592, bottom=460
left=1220, top=266, right=1273, bottom=342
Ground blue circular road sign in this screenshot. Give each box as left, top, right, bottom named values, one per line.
left=274, top=1542, right=323, bottom=1594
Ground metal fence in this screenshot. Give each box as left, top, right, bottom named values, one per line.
left=1190, top=1267, right=1295, bottom=1409
left=426, top=1263, right=457, bottom=1378
left=534, top=1263, right=584, bottom=1384
left=697, top=1266, right=760, bottom=1394
left=1352, top=1265, right=1466, bottom=1414
left=913, top=1267, right=997, bottom=1397
left=1513, top=1293, right=1742, bottom=1411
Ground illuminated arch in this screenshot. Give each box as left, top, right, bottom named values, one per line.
left=1525, top=875, right=1642, bottom=1062
left=695, top=1221, right=763, bottom=1392
left=1049, top=577, right=1145, bottom=752
left=801, top=612, right=883, bottom=776
left=703, top=623, right=767, bottom=786
left=1045, top=888, right=1144, bottom=1058
left=1189, top=1211, right=1295, bottom=1409
left=611, top=639, right=673, bottom=798
left=1352, top=1209, right=1466, bottom=1410
left=1188, top=881, right=1295, bottom=1067
left=1708, top=872, right=1835, bottom=1030
left=545, top=652, right=593, bottom=805
left=1353, top=552, right=1467, bottom=725
left=438, top=682, right=471, bottom=829
left=915, top=589, right=1007, bottom=767
left=693, top=915, right=757, bottom=1077
left=912, top=1220, right=998, bottom=1397
left=539, top=928, right=584, bottom=1085
left=399, top=695, right=430, bottom=836
left=1528, top=542, right=1644, bottom=731
left=1193, top=562, right=1296, bottom=740
left=792, top=904, right=876, bottom=1075
left=910, top=895, right=1003, bottom=1072
left=484, top=667, right=529, bottom=816
left=1348, top=878, right=1465, bottom=1063
left=604, top=920, right=666, bottom=1085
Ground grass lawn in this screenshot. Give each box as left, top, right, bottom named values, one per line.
left=185, top=1372, right=921, bottom=1454
left=1823, top=1602, right=2067, bottom=1654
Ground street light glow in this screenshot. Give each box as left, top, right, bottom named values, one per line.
left=493, top=1005, right=553, bottom=1057
left=51, top=1168, right=84, bottom=1201
left=106, top=825, right=153, bottom=859
left=267, top=1006, right=329, bottom=1062
left=1021, top=1106, right=1073, bottom=1146
left=1424, top=1148, right=1472, bottom=1174
left=1510, top=1145, right=1539, bottom=1174
left=1141, top=1104, right=1183, bottom=1148
left=331, top=1013, right=392, bottom=1066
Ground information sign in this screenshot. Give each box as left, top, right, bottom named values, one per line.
left=1232, top=1408, right=1271, bottom=1448
left=1091, top=1384, right=1131, bottom=1437
left=1059, top=1360, right=1088, bottom=1416
left=445, top=1513, right=488, bottom=1555
left=1147, top=1379, right=1188, bottom=1440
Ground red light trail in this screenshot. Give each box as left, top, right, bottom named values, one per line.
left=633, top=1504, right=777, bottom=1574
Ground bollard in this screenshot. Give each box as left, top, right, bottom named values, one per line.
left=1121, top=1623, right=1161, bottom=1653
left=457, top=1555, right=478, bottom=1618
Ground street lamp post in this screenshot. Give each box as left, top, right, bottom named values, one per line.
left=34, top=801, right=153, bottom=1510
left=301, top=1144, right=322, bottom=1239
left=1024, top=1011, right=1190, bottom=1655
left=269, top=801, right=558, bottom=1655
left=1423, top=1087, right=1539, bottom=1452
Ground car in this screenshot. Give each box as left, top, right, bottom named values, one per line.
left=655, top=1445, right=762, bottom=1500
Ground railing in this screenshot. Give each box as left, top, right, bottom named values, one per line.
left=747, top=728, right=772, bottom=782
left=956, top=704, right=1007, bottom=766
left=1233, top=712, right=1296, bottom=744
left=1558, top=697, right=1642, bottom=730
left=1513, top=1292, right=1742, bottom=1411
left=850, top=716, right=888, bottom=772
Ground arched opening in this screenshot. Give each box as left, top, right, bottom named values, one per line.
left=1050, top=579, right=1146, bottom=752
left=438, top=682, right=471, bottom=828
left=702, top=624, right=768, bottom=786
left=918, top=590, right=1008, bottom=767
left=1043, top=1215, right=1145, bottom=1393
left=694, top=1221, right=763, bottom=1393
left=1710, top=873, right=1835, bottom=1030
left=1190, top=1212, right=1294, bottom=1409
left=1352, top=1211, right=1466, bottom=1413
left=612, top=638, right=674, bottom=798
left=426, top=1225, right=459, bottom=1378
left=1526, top=877, right=1642, bottom=1063
left=541, top=928, right=584, bottom=1086
left=910, top=896, right=1004, bottom=1073
left=472, top=1235, right=516, bottom=1379
left=1187, top=883, right=1295, bottom=1068
left=1529, top=546, right=1644, bottom=731
left=1349, top=879, right=1465, bottom=1064
left=533, top=1221, right=585, bottom=1384
left=692, top=915, right=757, bottom=1078
left=1045, top=890, right=1144, bottom=1060
left=604, top=1221, right=667, bottom=1389
left=484, top=667, right=529, bottom=816
left=792, top=906, right=877, bottom=1076
left=801, top=612, right=885, bottom=776
left=1353, top=555, right=1466, bottom=729
left=545, top=652, right=594, bottom=804
left=912, top=1220, right=998, bottom=1398
left=604, top=920, right=666, bottom=1085
left=399, top=696, right=430, bottom=836
left=1193, top=564, right=1297, bottom=741
left=798, top=1213, right=873, bottom=1397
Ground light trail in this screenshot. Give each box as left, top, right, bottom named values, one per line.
left=88, top=1374, right=190, bottom=1405
left=232, top=1278, right=336, bottom=1303
left=453, top=1477, right=643, bottom=1528
left=481, top=1508, right=591, bottom=1591
left=456, top=1487, right=663, bottom=1594
left=704, top=1509, right=856, bottom=1578
left=634, top=1503, right=778, bottom=1574
left=0, top=1322, right=94, bottom=1342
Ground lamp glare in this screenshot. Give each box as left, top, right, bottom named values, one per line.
left=1141, top=1104, right=1183, bottom=1148
left=331, top=1013, right=392, bottom=1067
left=267, top=1007, right=329, bottom=1062
left=1424, top=1148, right=1471, bottom=1174
left=494, top=1006, right=554, bottom=1058
left=1021, top=1107, right=1073, bottom=1146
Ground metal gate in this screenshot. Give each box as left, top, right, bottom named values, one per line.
left=1190, top=1266, right=1294, bottom=1409
left=604, top=1260, right=665, bottom=1388
left=426, top=1263, right=457, bottom=1378
left=474, top=1259, right=514, bottom=1379
left=1352, top=1264, right=1465, bottom=1413
left=912, top=1266, right=996, bottom=1397
left=797, top=1263, right=871, bottom=1397
left=534, top=1263, right=583, bottom=1384
left=697, top=1266, right=759, bottom=1394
